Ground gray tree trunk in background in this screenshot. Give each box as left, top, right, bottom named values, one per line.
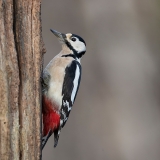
left=0, top=0, right=44, bottom=159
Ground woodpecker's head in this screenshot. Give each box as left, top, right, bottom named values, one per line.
left=50, top=29, right=86, bottom=58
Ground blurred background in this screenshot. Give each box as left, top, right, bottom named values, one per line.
left=42, top=0, right=160, bottom=160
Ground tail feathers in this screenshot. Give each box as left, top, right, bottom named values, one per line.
left=54, top=129, right=60, bottom=148
left=42, top=129, right=61, bottom=149
left=42, top=130, right=52, bottom=150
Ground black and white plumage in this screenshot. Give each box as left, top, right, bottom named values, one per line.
left=61, top=60, right=81, bottom=127
left=42, top=29, right=86, bottom=149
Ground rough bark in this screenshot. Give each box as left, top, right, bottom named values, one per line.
left=0, top=0, right=44, bottom=159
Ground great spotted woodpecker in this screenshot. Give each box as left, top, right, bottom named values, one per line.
left=42, top=29, right=86, bottom=149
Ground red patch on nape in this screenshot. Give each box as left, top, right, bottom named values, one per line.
left=42, top=95, right=60, bottom=136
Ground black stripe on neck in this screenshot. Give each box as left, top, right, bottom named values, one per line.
left=65, top=41, right=85, bottom=59
left=61, top=54, right=77, bottom=59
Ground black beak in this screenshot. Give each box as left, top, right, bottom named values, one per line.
left=50, top=29, right=66, bottom=42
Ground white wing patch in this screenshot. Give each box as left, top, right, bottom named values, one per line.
left=63, top=100, right=71, bottom=112
left=61, top=104, right=68, bottom=121
left=60, top=119, right=63, bottom=126
left=71, top=65, right=80, bottom=103
left=60, top=61, right=81, bottom=128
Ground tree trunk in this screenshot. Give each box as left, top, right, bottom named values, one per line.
left=0, top=0, right=44, bottom=159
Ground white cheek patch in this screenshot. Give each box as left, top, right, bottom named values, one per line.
left=70, top=40, right=86, bottom=53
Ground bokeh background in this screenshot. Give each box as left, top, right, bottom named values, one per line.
left=42, top=1, right=160, bottom=160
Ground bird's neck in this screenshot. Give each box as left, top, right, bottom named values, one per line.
left=62, top=44, right=72, bottom=54
left=61, top=44, right=82, bottom=61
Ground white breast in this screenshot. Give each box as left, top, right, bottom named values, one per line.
left=46, top=55, right=74, bottom=110
left=47, top=65, right=65, bottom=110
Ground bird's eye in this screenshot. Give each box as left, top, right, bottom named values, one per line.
left=71, top=37, right=76, bottom=42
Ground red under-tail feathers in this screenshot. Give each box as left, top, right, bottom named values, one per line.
left=42, top=95, right=60, bottom=136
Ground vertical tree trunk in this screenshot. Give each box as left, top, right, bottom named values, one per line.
left=0, top=0, right=44, bottom=159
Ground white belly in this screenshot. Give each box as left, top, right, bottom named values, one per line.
left=47, top=80, right=63, bottom=110
left=44, top=54, right=74, bottom=110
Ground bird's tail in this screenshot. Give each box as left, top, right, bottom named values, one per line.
left=42, top=129, right=61, bottom=149
left=53, top=129, right=60, bottom=148
left=42, top=130, right=52, bottom=150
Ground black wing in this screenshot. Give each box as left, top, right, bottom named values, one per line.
left=61, top=60, right=81, bottom=127
left=54, top=60, right=81, bottom=147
